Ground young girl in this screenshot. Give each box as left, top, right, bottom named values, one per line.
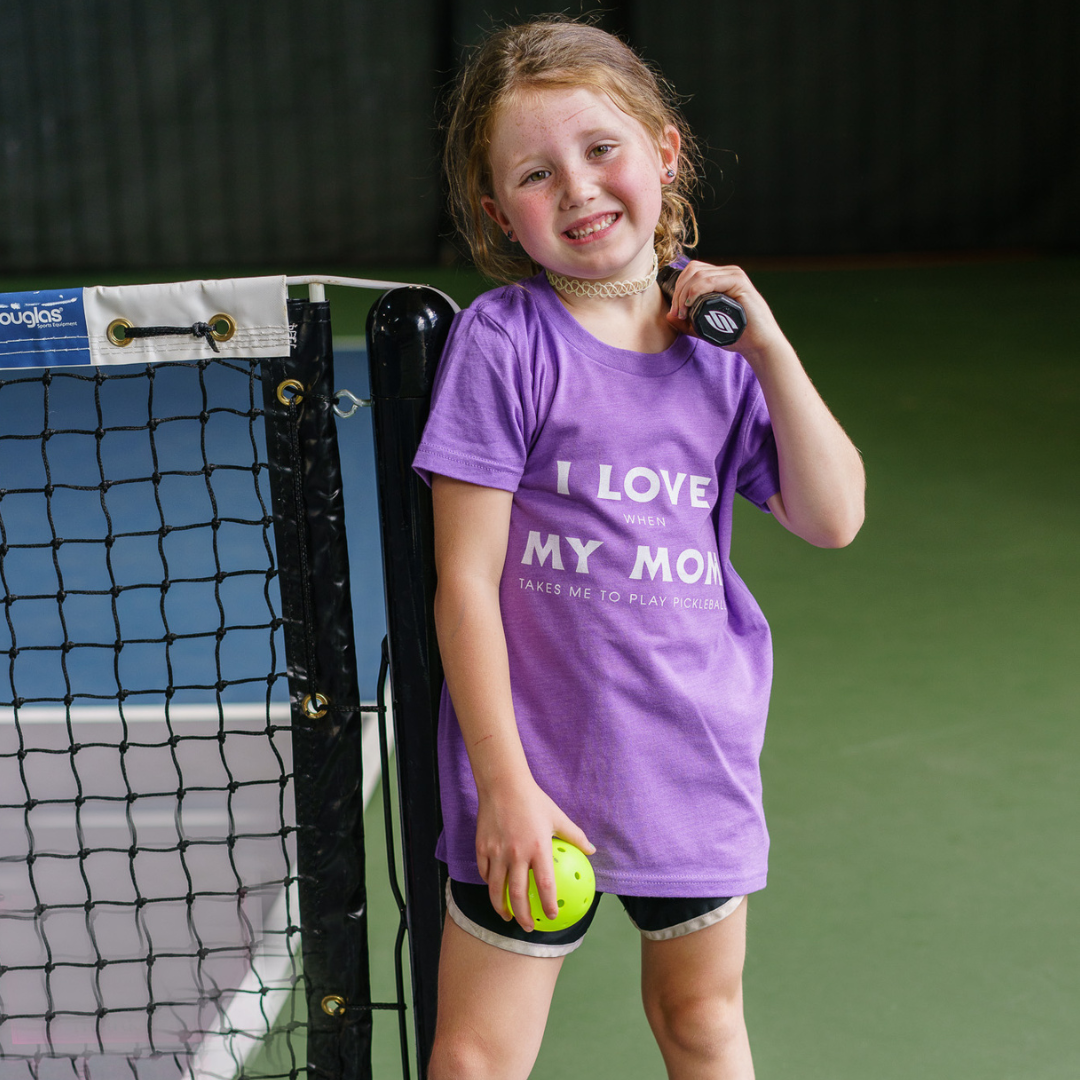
left=413, top=18, right=864, bottom=1079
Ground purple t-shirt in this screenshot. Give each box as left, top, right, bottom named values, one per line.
left=413, top=273, right=781, bottom=897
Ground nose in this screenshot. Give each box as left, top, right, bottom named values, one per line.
left=559, top=164, right=594, bottom=210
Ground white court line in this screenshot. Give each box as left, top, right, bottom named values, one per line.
left=18, top=807, right=262, bottom=830
left=179, top=690, right=393, bottom=1080
left=0, top=703, right=292, bottom=725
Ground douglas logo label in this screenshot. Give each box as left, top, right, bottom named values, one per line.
left=0, top=305, right=66, bottom=327
left=0, top=290, right=91, bottom=368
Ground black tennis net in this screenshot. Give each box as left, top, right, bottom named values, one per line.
left=0, top=278, right=460, bottom=1080
left=0, top=353, right=303, bottom=1078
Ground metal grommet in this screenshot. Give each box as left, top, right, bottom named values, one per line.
left=208, top=313, right=236, bottom=342
left=107, top=319, right=133, bottom=347
left=321, top=994, right=346, bottom=1017
left=276, top=379, right=305, bottom=406
left=302, top=693, right=329, bottom=720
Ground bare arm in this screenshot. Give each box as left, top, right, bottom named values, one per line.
left=668, top=262, right=865, bottom=548
left=431, top=474, right=594, bottom=930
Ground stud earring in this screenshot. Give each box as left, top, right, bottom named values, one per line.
left=506, top=229, right=515, bottom=242
left=666, top=169, right=676, bottom=179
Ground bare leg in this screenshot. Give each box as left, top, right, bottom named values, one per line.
left=640, top=898, right=755, bottom=1080
left=428, top=915, right=565, bottom=1080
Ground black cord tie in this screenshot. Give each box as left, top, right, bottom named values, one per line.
left=121, top=322, right=220, bottom=352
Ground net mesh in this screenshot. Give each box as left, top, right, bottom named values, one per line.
left=0, top=358, right=302, bottom=1078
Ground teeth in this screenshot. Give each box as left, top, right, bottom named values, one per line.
left=567, top=214, right=616, bottom=239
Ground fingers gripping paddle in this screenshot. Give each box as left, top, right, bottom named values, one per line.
left=657, top=265, right=747, bottom=348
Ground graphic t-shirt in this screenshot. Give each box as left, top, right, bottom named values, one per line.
left=413, top=273, right=781, bottom=897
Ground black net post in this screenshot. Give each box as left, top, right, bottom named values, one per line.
left=262, top=298, right=372, bottom=1079
left=366, top=287, right=455, bottom=1079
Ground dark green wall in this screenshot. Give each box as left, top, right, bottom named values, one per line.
left=1, top=0, right=1076, bottom=271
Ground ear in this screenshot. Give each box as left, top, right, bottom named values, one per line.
left=659, top=124, right=681, bottom=182
left=481, top=194, right=512, bottom=234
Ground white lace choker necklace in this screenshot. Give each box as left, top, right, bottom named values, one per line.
left=546, top=252, right=659, bottom=299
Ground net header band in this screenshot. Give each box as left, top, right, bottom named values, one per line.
left=0, top=275, right=290, bottom=370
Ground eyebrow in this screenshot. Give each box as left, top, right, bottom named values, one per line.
left=504, top=127, right=623, bottom=169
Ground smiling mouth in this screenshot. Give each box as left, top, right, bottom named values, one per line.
left=564, top=213, right=619, bottom=240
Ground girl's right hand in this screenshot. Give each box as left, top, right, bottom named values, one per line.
left=476, top=776, right=594, bottom=933
left=431, top=475, right=594, bottom=931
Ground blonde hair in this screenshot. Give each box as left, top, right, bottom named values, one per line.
left=443, top=17, right=702, bottom=284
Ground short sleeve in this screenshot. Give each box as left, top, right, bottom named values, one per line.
left=412, top=307, right=530, bottom=492
left=734, top=378, right=781, bottom=512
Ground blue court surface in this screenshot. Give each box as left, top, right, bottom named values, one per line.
left=0, top=343, right=384, bottom=706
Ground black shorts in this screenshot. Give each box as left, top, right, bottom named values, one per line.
left=447, top=879, right=745, bottom=958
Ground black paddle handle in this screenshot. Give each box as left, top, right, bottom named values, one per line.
left=658, top=265, right=747, bottom=348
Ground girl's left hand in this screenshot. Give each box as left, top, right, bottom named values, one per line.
left=666, top=262, right=866, bottom=549
left=664, top=260, right=786, bottom=359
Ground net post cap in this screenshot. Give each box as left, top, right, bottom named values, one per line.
left=366, top=286, right=457, bottom=400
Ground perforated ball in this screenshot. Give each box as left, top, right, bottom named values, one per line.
left=505, top=838, right=596, bottom=931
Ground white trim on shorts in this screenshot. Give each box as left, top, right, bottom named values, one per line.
left=446, top=881, right=746, bottom=956
left=445, top=879, right=585, bottom=958
left=628, top=894, right=745, bottom=941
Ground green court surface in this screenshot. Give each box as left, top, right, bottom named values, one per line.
left=364, top=257, right=1079, bottom=1080
left=8, top=257, right=1079, bottom=1078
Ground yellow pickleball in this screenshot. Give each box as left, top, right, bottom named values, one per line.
left=503, top=839, right=596, bottom=931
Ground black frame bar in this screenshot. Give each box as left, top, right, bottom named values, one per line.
left=367, top=286, right=456, bottom=1079
left=263, top=298, right=372, bottom=1079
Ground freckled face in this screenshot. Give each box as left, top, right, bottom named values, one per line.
left=481, top=85, right=679, bottom=283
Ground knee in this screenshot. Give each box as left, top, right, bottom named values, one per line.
left=644, top=983, right=747, bottom=1062
left=428, top=1033, right=481, bottom=1080
left=428, top=1030, right=503, bottom=1080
